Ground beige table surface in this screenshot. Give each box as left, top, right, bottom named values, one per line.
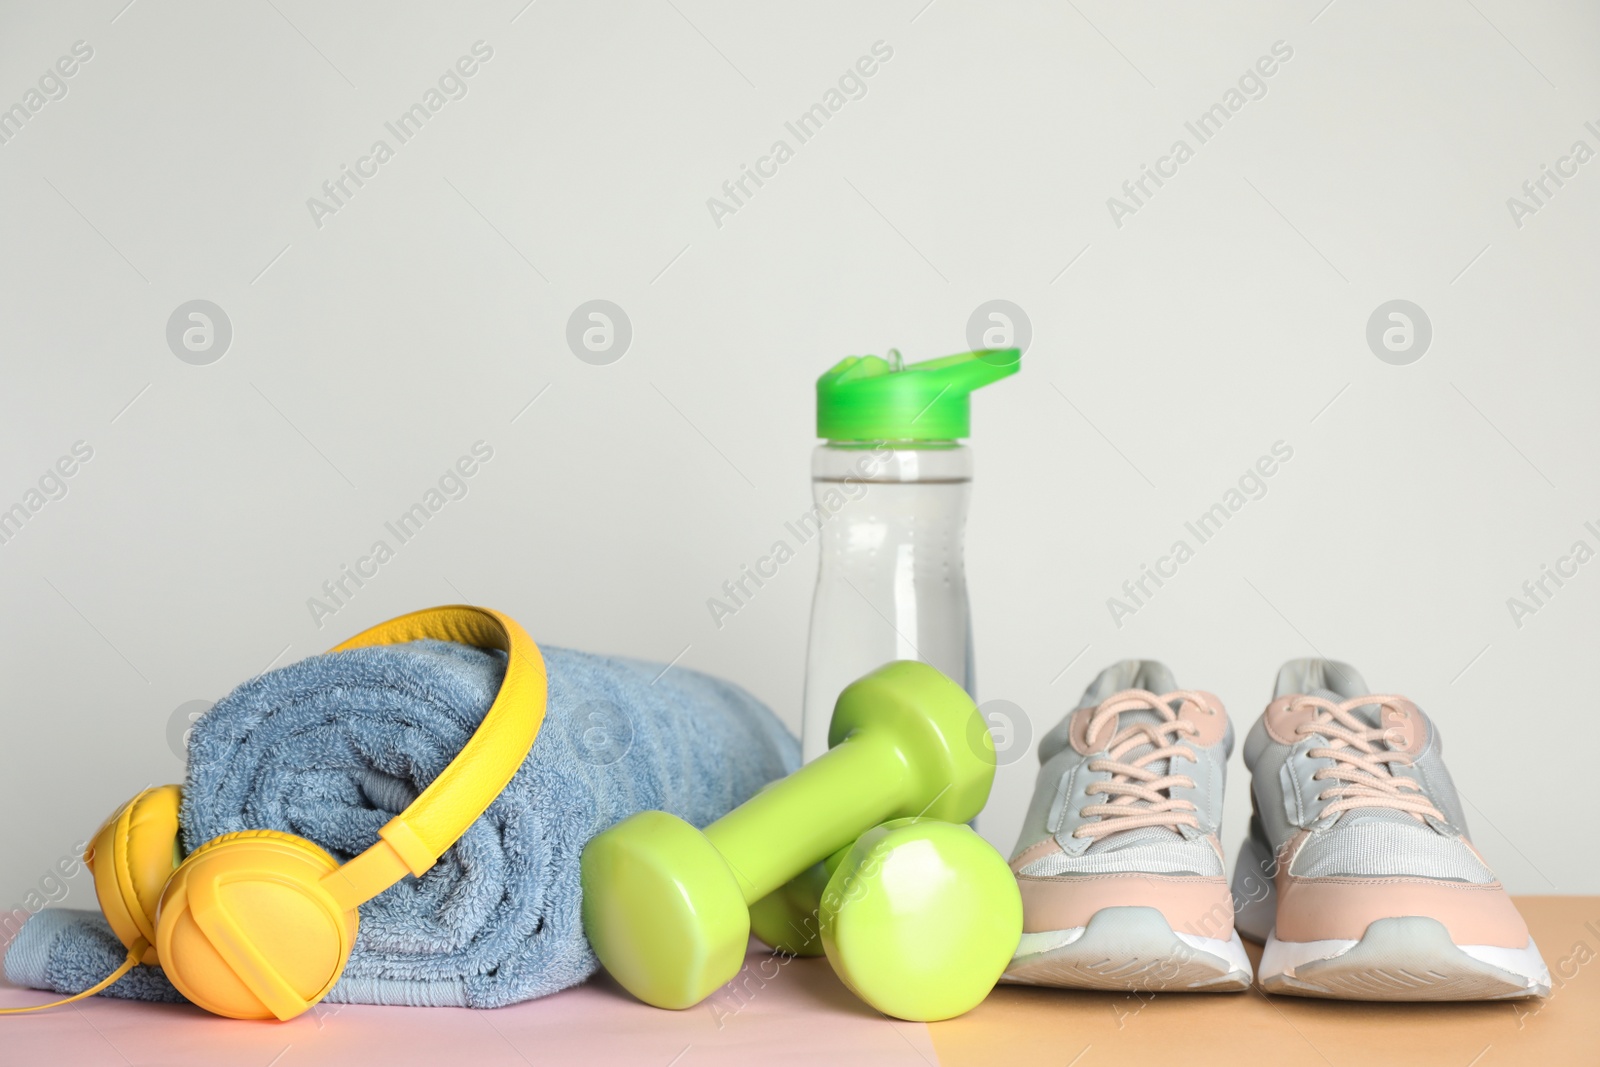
left=926, top=896, right=1599, bottom=1067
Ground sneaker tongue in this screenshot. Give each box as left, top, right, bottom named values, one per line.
left=1343, top=700, right=1386, bottom=729
left=1303, top=688, right=1384, bottom=729
left=1298, top=692, right=1429, bottom=829
left=1095, top=705, right=1172, bottom=793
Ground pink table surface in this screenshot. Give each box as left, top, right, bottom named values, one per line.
left=0, top=944, right=940, bottom=1067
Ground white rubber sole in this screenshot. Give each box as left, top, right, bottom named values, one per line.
left=1259, top=917, right=1550, bottom=1001
left=1003, top=906, right=1252, bottom=992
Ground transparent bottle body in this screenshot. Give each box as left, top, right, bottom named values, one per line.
left=799, top=441, right=975, bottom=763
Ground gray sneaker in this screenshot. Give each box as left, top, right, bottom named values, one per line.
left=1233, top=658, right=1550, bottom=1000
left=1004, top=660, right=1252, bottom=991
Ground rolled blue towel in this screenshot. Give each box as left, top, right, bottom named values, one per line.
left=5, top=639, right=798, bottom=1007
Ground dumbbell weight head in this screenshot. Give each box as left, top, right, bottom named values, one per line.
left=820, top=818, right=1022, bottom=1022
left=580, top=810, right=748, bottom=1010
left=828, top=661, right=996, bottom=824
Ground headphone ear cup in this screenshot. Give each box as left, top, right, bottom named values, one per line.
left=156, top=831, right=357, bottom=1021
left=85, top=786, right=183, bottom=966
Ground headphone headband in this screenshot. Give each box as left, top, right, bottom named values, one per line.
left=319, top=605, right=547, bottom=909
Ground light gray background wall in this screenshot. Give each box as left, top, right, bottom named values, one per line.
left=2, top=0, right=1597, bottom=918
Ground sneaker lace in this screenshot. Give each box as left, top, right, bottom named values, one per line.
left=1072, top=689, right=1208, bottom=841
left=1288, top=694, right=1445, bottom=823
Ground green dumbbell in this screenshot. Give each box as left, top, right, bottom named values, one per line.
left=748, top=680, right=1013, bottom=958
left=819, top=817, right=1021, bottom=1021
left=580, top=660, right=994, bottom=1010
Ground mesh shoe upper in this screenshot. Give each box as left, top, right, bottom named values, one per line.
left=1016, top=825, right=1224, bottom=878
left=1289, top=818, right=1494, bottom=883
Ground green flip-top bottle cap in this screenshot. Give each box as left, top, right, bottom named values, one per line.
left=816, top=348, right=1021, bottom=441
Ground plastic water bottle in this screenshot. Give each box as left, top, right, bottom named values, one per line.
left=799, top=347, right=1021, bottom=762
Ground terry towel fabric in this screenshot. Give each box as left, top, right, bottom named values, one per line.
left=4, top=639, right=798, bottom=1008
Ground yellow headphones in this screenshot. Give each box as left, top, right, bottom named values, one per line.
left=1, top=605, right=545, bottom=1021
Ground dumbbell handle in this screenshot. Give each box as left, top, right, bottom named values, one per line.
left=704, top=728, right=909, bottom=903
